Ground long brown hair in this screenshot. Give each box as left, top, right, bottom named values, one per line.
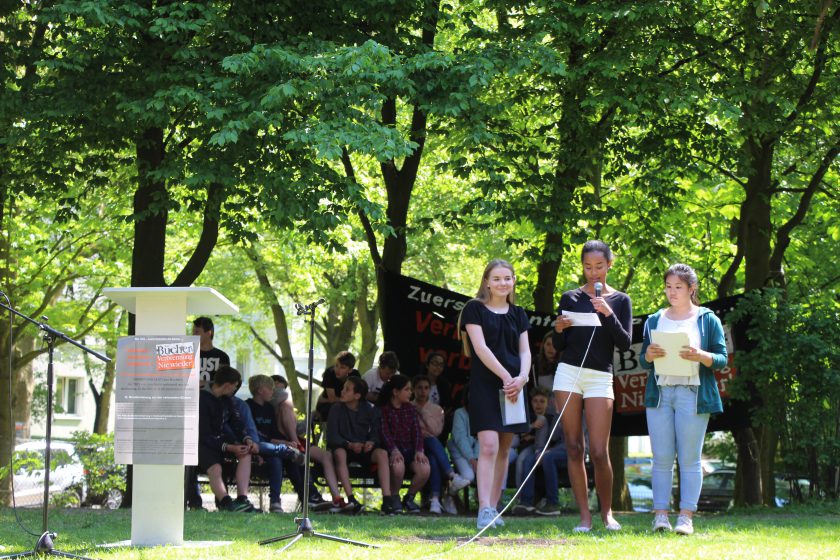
left=457, top=259, right=517, bottom=357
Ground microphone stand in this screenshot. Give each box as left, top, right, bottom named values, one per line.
left=258, top=298, right=376, bottom=551
left=0, top=299, right=110, bottom=559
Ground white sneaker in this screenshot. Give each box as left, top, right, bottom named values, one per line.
left=674, top=514, right=694, bottom=535
left=652, top=513, right=671, bottom=532
left=449, top=473, right=471, bottom=493
left=441, top=494, right=458, bottom=515
left=429, top=498, right=442, bottom=515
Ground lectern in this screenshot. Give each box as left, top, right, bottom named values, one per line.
left=103, top=287, right=238, bottom=546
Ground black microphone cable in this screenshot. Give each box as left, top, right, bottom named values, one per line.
left=2, top=290, right=41, bottom=538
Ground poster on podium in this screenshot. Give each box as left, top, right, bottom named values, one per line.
left=114, top=336, right=200, bottom=465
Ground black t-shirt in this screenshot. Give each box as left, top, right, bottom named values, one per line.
left=321, top=366, right=361, bottom=396
left=246, top=398, right=282, bottom=442
left=198, top=347, right=231, bottom=385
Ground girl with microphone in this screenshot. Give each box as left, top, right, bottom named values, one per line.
left=553, top=240, right=632, bottom=532
left=640, top=263, right=727, bottom=535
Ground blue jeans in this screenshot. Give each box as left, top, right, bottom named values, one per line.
left=424, top=436, right=453, bottom=495
left=515, top=445, right=535, bottom=486
left=254, top=454, right=284, bottom=503
left=519, top=446, right=568, bottom=506
left=646, top=385, right=710, bottom=512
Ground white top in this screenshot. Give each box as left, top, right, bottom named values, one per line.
left=656, top=312, right=701, bottom=386
left=362, top=367, right=401, bottom=395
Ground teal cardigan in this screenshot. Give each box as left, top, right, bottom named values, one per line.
left=639, top=307, right=728, bottom=415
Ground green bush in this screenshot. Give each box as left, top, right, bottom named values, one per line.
left=69, top=431, right=126, bottom=501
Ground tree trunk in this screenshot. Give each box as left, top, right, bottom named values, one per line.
left=532, top=232, right=563, bottom=314
left=131, top=127, right=168, bottom=288
left=731, top=138, right=775, bottom=506
left=758, top=424, right=779, bottom=507
left=244, top=245, right=307, bottom=411
left=733, top=427, right=763, bottom=506
left=609, top=436, right=633, bottom=511
left=356, top=264, right=379, bottom=373
left=95, top=332, right=119, bottom=434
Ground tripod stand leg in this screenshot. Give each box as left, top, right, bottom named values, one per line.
left=311, top=532, right=379, bottom=548
left=277, top=533, right=305, bottom=553
left=258, top=532, right=304, bottom=546
left=0, top=532, right=97, bottom=560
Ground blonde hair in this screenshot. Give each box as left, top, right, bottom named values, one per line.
left=458, top=258, right=517, bottom=358
left=248, top=374, right=274, bottom=396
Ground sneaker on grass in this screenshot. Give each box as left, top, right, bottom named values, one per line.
left=535, top=502, right=561, bottom=516
left=511, top=503, right=536, bottom=515
left=675, top=514, right=694, bottom=535
left=653, top=512, right=672, bottom=532
left=233, top=495, right=259, bottom=513
left=476, top=507, right=496, bottom=530
left=440, top=494, right=458, bottom=515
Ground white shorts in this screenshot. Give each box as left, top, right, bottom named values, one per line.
left=552, top=362, right=614, bottom=400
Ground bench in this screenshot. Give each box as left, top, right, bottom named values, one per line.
left=206, top=452, right=593, bottom=514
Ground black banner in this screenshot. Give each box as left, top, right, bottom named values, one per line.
left=382, top=271, right=751, bottom=436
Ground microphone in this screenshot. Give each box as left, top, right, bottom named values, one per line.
left=594, top=282, right=603, bottom=298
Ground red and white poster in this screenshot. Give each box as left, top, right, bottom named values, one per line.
left=114, top=336, right=200, bottom=465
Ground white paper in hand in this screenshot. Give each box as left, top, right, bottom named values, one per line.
left=651, top=330, right=693, bottom=376
left=499, top=388, right=527, bottom=426
left=561, top=310, right=601, bottom=327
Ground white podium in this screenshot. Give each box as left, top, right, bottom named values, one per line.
left=104, top=287, right=238, bottom=547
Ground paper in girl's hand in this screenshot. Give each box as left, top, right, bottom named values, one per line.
left=499, top=388, right=527, bottom=426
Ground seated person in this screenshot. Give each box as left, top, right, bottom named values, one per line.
left=198, top=365, right=259, bottom=512
left=246, top=374, right=305, bottom=513
left=378, top=375, right=430, bottom=514
left=421, top=352, right=454, bottom=441
left=447, top=389, right=479, bottom=484
left=316, top=351, right=360, bottom=421
left=363, top=351, right=400, bottom=402
left=514, top=388, right=550, bottom=486
left=412, top=375, right=470, bottom=515
left=269, top=384, right=346, bottom=512
left=268, top=374, right=303, bottom=451
left=325, top=377, right=388, bottom=514
left=533, top=332, right=559, bottom=413
left=511, top=405, right=567, bottom=516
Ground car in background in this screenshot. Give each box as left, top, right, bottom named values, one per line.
left=672, top=468, right=811, bottom=511
left=12, top=441, right=87, bottom=507
left=628, top=477, right=654, bottom=512
left=625, top=457, right=654, bottom=512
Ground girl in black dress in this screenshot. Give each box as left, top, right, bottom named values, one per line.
left=459, top=259, right=531, bottom=530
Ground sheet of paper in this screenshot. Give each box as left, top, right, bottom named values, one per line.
left=499, top=388, right=527, bottom=426
left=651, top=330, right=693, bottom=377
left=562, top=310, right=602, bottom=327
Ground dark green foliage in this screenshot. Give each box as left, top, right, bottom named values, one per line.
left=729, top=290, right=840, bottom=499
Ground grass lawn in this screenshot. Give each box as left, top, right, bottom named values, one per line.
left=1, top=504, right=838, bottom=559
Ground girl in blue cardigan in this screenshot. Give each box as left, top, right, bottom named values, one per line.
left=640, top=264, right=728, bottom=536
